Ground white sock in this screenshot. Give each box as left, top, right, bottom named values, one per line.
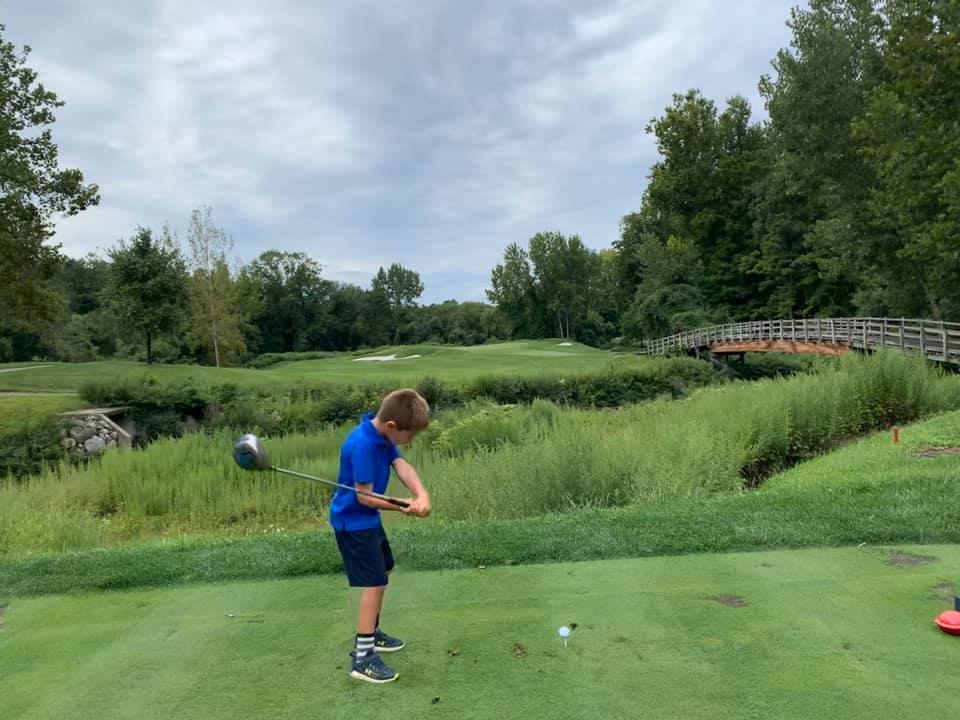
left=355, top=633, right=375, bottom=659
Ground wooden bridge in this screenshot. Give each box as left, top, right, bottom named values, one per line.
left=645, top=318, right=960, bottom=365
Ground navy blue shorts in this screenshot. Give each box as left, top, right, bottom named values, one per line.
left=334, top=525, right=395, bottom=587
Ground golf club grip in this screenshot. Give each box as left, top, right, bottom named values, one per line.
left=385, top=496, right=410, bottom=508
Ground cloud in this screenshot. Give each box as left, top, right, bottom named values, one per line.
left=3, top=0, right=796, bottom=303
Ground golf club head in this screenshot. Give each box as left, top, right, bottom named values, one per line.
left=233, top=433, right=271, bottom=471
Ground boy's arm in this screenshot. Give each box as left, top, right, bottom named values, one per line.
left=354, top=483, right=411, bottom=512
left=350, top=447, right=411, bottom=512
left=392, top=458, right=431, bottom=516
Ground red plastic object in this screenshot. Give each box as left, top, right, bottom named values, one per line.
left=935, top=610, right=960, bottom=635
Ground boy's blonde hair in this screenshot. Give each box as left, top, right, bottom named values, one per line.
left=376, top=389, right=430, bottom=431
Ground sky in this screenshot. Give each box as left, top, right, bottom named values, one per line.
left=5, top=0, right=798, bottom=303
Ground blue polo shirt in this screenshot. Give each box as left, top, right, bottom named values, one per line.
left=329, top=413, right=402, bottom=531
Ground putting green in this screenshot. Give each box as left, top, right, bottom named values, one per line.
left=2, top=546, right=958, bottom=719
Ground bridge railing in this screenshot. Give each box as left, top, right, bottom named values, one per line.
left=645, top=317, right=960, bottom=365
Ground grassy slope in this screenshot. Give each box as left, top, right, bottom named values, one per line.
left=0, top=395, right=86, bottom=434
left=764, top=407, right=960, bottom=492
left=1, top=546, right=957, bottom=719
left=0, top=341, right=634, bottom=392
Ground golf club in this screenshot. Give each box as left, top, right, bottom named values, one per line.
left=233, top=433, right=410, bottom=508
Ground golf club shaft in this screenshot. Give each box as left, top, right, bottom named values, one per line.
left=273, top=466, right=410, bottom=508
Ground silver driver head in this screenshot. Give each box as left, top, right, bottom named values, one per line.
left=233, top=433, right=271, bottom=471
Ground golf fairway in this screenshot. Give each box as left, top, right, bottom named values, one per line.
left=2, top=546, right=958, bottom=719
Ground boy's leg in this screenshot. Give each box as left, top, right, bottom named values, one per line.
left=374, top=569, right=391, bottom=630
left=351, top=587, right=389, bottom=673
left=358, top=531, right=392, bottom=633
left=336, top=528, right=399, bottom=683
left=377, top=530, right=395, bottom=629
left=372, top=539, right=405, bottom=652
left=357, top=586, right=385, bottom=635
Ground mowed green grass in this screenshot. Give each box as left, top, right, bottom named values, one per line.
left=0, top=395, right=85, bottom=434
left=0, top=341, right=635, bottom=392
left=2, top=546, right=958, bottom=720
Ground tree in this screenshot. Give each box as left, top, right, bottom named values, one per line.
left=0, top=24, right=99, bottom=343
left=488, top=233, right=605, bottom=341
left=853, top=0, right=960, bottom=319
left=487, top=243, right=541, bottom=337
left=58, top=253, right=110, bottom=315
left=59, top=313, right=98, bottom=362
left=186, top=206, right=245, bottom=365
left=402, top=300, right=510, bottom=346
left=620, top=90, right=767, bottom=319
left=624, top=284, right=711, bottom=340
left=232, top=264, right=265, bottom=356
left=245, top=251, right=333, bottom=353
left=622, top=235, right=713, bottom=340
left=104, top=227, right=190, bottom=364
left=614, top=213, right=647, bottom=306
left=751, top=0, right=884, bottom=317
left=527, top=232, right=599, bottom=339
left=358, top=283, right=393, bottom=348
left=324, top=283, right=368, bottom=350
left=577, top=249, right=621, bottom=346
left=371, top=263, right=424, bottom=343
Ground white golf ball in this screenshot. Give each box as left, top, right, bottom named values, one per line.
left=558, top=625, right=571, bottom=638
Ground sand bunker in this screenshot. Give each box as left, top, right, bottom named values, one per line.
left=352, top=354, right=422, bottom=363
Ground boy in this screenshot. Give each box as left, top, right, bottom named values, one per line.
left=330, top=388, right=432, bottom=684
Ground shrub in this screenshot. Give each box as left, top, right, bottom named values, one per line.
left=0, top=415, right=67, bottom=481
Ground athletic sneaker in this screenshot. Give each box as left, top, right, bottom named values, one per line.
left=350, top=650, right=399, bottom=684
left=374, top=628, right=405, bottom=652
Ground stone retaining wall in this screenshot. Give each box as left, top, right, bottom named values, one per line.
left=59, top=408, right=133, bottom=458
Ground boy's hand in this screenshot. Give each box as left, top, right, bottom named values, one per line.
left=393, top=459, right=430, bottom=516
left=405, top=497, right=432, bottom=517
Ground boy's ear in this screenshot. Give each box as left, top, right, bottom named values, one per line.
left=384, top=420, right=398, bottom=430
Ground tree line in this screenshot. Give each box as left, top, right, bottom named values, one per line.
left=22, top=219, right=510, bottom=365
left=491, top=0, right=959, bottom=341
left=3, top=2, right=958, bottom=365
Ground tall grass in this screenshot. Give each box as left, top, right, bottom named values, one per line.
left=0, top=430, right=350, bottom=554
left=2, top=350, right=958, bottom=554
left=415, top=350, right=960, bottom=518
left=0, top=396, right=87, bottom=479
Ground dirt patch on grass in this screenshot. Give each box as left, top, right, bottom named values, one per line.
left=932, top=581, right=957, bottom=601
left=512, top=642, right=527, bottom=658
left=915, top=447, right=960, bottom=458
left=841, top=641, right=865, bottom=662
left=886, top=551, right=938, bottom=567
left=705, top=594, right=749, bottom=608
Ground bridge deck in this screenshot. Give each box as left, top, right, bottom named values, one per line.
left=646, top=318, right=960, bottom=365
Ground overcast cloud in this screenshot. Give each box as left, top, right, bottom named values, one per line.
left=5, top=0, right=797, bottom=302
